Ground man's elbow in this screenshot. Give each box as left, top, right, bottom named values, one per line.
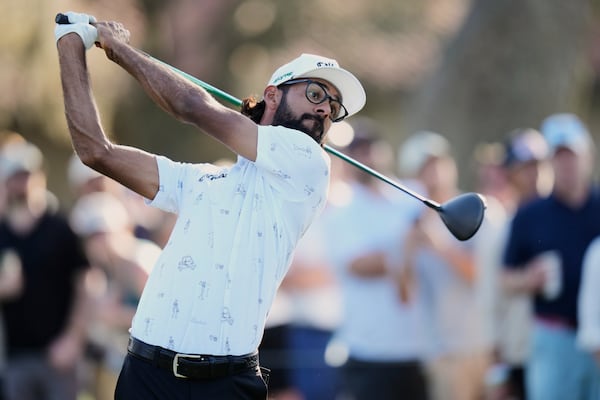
left=77, top=142, right=112, bottom=173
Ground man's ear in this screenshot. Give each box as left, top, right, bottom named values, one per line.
left=263, top=85, right=280, bottom=110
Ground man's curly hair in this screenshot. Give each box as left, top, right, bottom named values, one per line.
left=240, top=96, right=265, bottom=124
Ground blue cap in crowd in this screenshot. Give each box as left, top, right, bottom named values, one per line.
left=540, top=113, right=592, bottom=155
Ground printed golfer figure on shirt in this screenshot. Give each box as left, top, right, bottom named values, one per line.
left=253, top=193, right=263, bottom=212
left=143, top=317, right=154, bottom=337
left=235, top=184, right=247, bottom=197
left=157, top=262, right=165, bottom=277
left=172, top=299, right=180, bottom=319
left=198, top=281, right=210, bottom=300
left=304, top=185, right=315, bottom=196
left=178, top=255, right=197, bottom=271
left=208, top=232, right=214, bottom=249
left=222, top=307, right=234, bottom=326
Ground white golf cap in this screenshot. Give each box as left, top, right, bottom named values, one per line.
left=0, top=140, right=43, bottom=179
left=267, top=53, right=366, bottom=118
left=399, top=131, right=450, bottom=177
left=67, top=153, right=103, bottom=189
left=540, top=113, right=592, bottom=155
left=70, top=191, right=130, bottom=236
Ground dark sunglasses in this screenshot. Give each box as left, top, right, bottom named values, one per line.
left=278, top=78, right=348, bottom=122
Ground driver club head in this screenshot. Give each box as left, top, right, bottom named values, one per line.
left=438, top=192, right=487, bottom=241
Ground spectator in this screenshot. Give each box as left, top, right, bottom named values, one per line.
left=0, top=250, right=22, bottom=400
left=474, top=129, right=550, bottom=400
left=0, top=138, right=90, bottom=400
left=67, top=152, right=117, bottom=198
left=471, top=141, right=514, bottom=400
left=70, top=191, right=161, bottom=400
left=259, top=290, right=298, bottom=399
left=279, top=179, right=344, bottom=400
left=578, top=236, right=600, bottom=375
left=502, top=113, right=600, bottom=400
left=67, top=154, right=175, bottom=246
left=324, top=118, right=429, bottom=400
left=502, top=129, right=553, bottom=206
left=260, top=135, right=348, bottom=400
left=472, top=141, right=514, bottom=211
left=0, top=132, right=28, bottom=400
left=398, top=130, right=488, bottom=400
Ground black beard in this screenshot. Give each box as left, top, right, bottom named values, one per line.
left=271, top=96, right=325, bottom=144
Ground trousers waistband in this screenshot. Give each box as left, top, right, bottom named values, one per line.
left=127, top=337, right=259, bottom=380
left=535, top=316, right=576, bottom=330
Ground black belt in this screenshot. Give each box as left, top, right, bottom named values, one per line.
left=127, top=337, right=259, bottom=379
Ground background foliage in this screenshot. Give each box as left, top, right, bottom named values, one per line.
left=2, top=0, right=600, bottom=204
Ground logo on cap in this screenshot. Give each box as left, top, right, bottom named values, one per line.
left=316, top=61, right=336, bottom=68
left=272, top=72, right=293, bottom=85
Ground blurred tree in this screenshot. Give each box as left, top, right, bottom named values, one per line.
left=112, top=0, right=471, bottom=164
left=404, top=0, right=596, bottom=187
left=2, top=0, right=600, bottom=203
left=0, top=0, right=145, bottom=205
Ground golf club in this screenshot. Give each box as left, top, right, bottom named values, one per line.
left=56, top=13, right=486, bottom=241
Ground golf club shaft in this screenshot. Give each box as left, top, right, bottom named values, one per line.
left=149, top=61, right=442, bottom=210
left=55, top=13, right=442, bottom=211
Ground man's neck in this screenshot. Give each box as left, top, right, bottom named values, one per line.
left=554, top=183, right=591, bottom=209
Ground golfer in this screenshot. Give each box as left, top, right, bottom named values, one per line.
left=55, top=11, right=365, bottom=400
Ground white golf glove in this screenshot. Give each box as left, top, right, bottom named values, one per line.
left=55, top=11, right=98, bottom=50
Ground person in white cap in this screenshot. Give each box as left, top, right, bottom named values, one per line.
left=322, top=119, right=429, bottom=400
left=578, top=236, right=600, bottom=369
left=67, top=153, right=176, bottom=247
left=70, top=191, right=161, bottom=400
left=54, top=11, right=366, bottom=400
left=398, top=131, right=488, bottom=400
left=503, top=113, right=600, bottom=400
left=0, top=138, right=90, bottom=400
left=473, top=128, right=551, bottom=400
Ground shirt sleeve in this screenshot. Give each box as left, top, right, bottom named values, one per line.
left=146, top=155, right=221, bottom=214
left=254, top=125, right=330, bottom=202
left=578, top=237, right=600, bottom=352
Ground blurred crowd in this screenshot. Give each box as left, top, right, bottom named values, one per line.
left=0, top=111, right=599, bottom=400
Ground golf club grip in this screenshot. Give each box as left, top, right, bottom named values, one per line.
left=55, top=13, right=70, bottom=24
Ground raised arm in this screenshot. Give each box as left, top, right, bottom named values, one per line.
left=57, top=16, right=260, bottom=200
left=58, top=32, right=160, bottom=199
left=92, top=20, right=259, bottom=160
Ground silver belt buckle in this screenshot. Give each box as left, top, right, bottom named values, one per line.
left=173, top=353, right=205, bottom=378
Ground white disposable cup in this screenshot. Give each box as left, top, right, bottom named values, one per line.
left=539, top=251, right=562, bottom=300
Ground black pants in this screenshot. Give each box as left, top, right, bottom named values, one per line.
left=114, top=353, right=268, bottom=400
left=340, top=358, right=429, bottom=400
left=508, top=366, right=526, bottom=400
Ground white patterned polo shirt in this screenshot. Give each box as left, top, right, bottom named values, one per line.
left=130, top=125, right=330, bottom=355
